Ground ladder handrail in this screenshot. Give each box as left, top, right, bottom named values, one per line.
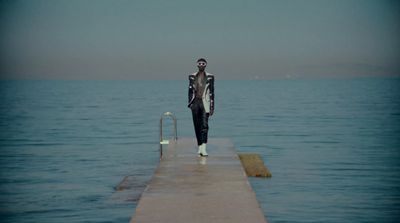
left=159, top=112, right=177, bottom=159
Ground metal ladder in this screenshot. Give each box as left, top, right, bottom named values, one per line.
left=159, top=112, right=177, bottom=159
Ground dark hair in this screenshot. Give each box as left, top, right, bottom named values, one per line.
left=197, top=58, right=207, bottom=63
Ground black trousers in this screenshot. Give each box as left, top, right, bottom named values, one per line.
left=190, top=98, right=209, bottom=146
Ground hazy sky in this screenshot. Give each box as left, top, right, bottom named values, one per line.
left=0, top=0, right=399, bottom=80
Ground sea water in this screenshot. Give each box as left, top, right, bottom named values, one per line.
left=0, top=78, right=399, bottom=222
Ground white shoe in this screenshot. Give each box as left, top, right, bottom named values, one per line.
left=197, top=146, right=202, bottom=157
left=200, top=143, right=208, bottom=157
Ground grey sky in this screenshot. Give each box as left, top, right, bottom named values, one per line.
left=0, top=0, right=399, bottom=80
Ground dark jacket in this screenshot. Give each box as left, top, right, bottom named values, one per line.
left=188, top=72, right=214, bottom=114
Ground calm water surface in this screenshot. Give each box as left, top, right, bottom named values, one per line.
left=0, top=78, right=399, bottom=222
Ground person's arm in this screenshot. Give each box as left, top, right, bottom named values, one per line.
left=209, top=75, right=214, bottom=115
left=188, top=75, right=194, bottom=107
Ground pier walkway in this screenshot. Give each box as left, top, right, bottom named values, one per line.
left=130, top=138, right=267, bottom=223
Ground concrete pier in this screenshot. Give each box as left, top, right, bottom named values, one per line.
left=130, top=138, right=267, bottom=223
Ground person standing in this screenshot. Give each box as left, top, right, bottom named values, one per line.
left=188, top=58, right=215, bottom=157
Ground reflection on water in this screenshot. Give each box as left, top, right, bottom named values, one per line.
left=198, top=157, right=207, bottom=165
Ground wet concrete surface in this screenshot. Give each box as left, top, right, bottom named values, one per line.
left=130, top=138, right=267, bottom=223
